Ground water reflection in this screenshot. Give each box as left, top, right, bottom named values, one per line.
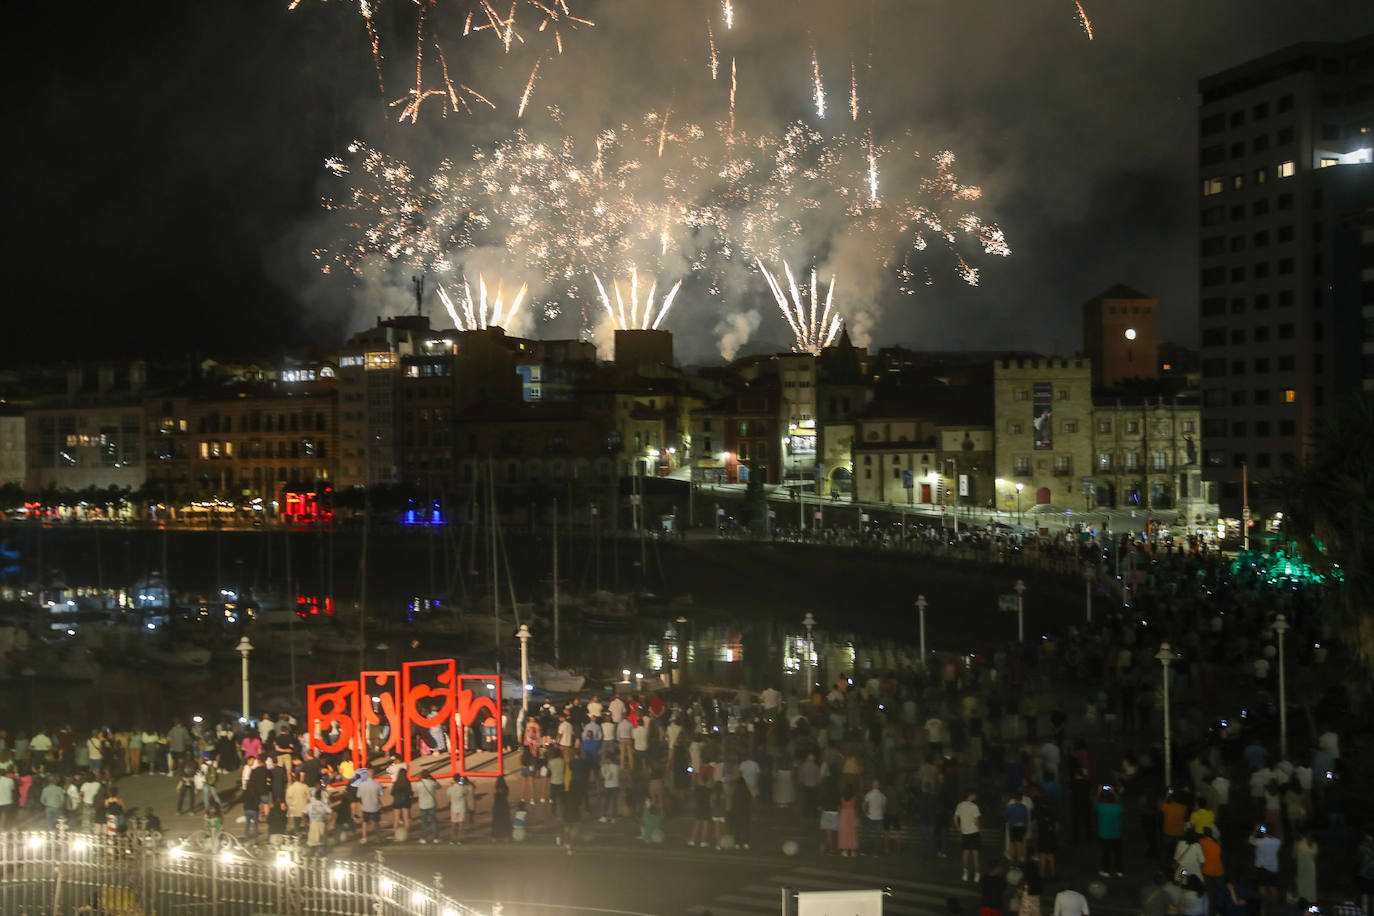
left=626, top=620, right=922, bottom=692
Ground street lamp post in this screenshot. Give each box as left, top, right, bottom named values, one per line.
left=1156, top=642, right=1174, bottom=789
left=802, top=612, right=816, bottom=698
left=1015, top=482, right=1025, bottom=523
left=516, top=624, right=532, bottom=714
left=914, top=595, right=928, bottom=667
left=1084, top=562, right=1094, bottom=624
left=1273, top=613, right=1289, bottom=757
left=1014, top=579, right=1026, bottom=643
left=235, top=637, right=253, bottom=725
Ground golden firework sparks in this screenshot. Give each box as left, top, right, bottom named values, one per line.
left=706, top=18, right=719, bottom=79
left=289, top=0, right=592, bottom=123
left=811, top=48, right=825, bottom=119
left=1074, top=0, right=1094, bottom=39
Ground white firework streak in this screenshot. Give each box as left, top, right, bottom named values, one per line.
left=438, top=275, right=526, bottom=329
left=594, top=269, right=683, bottom=329
left=756, top=259, right=842, bottom=354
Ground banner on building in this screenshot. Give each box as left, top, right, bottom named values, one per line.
left=797, top=889, right=885, bottom=916
left=958, top=474, right=969, bottom=497
left=1032, top=382, right=1053, bottom=450
left=307, top=661, right=503, bottom=781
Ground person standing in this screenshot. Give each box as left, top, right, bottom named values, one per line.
left=956, top=791, right=983, bottom=882
left=40, top=776, right=66, bottom=829
left=600, top=756, right=621, bottom=823
left=1293, top=830, right=1318, bottom=904
left=1094, top=787, right=1125, bottom=878
left=1005, top=792, right=1031, bottom=865
left=355, top=770, right=383, bottom=845
left=490, top=775, right=512, bottom=842
left=838, top=786, right=860, bottom=858
left=448, top=776, right=474, bottom=846
left=1200, top=827, right=1226, bottom=912
left=1250, top=824, right=1282, bottom=916
left=304, top=789, right=331, bottom=857
left=862, top=779, right=887, bottom=858
left=1051, top=887, right=1091, bottom=916
left=285, top=772, right=310, bottom=835
left=167, top=721, right=189, bottom=775
left=979, top=860, right=1008, bottom=916
left=729, top=778, right=753, bottom=850
left=414, top=772, right=439, bottom=844
left=389, top=767, right=413, bottom=837
left=547, top=749, right=565, bottom=816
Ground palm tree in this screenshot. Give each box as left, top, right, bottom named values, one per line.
left=1279, top=394, right=1374, bottom=674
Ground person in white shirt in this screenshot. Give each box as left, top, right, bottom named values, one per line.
left=738, top=756, right=760, bottom=798
left=631, top=720, right=650, bottom=768
left=78, top=775, right=102, bottom=830
left=448, top=776, right=475, bottom=845
left=862, top=780, right=887, bottom=856
left=616, top=717, right=634, bottom=769
left=760, top=687, right=781, bottom=712
left=586, top=699, right=603, bottom=720
left=925, top=717, right=945, bottom=754
left=556, top=716, right=574, bottom=749
left=1317, top=730, right=1340, bottom=760
left=1053, top=888, right=1091, bottom=916
left=599, top=759, right=621, bottom=822
left=0, top=775, right=15, bottom=829
left=608, top=695, right=626, bottom=723
left=258, top=715, right=275, bottom=743
left=954, top=792, right=982, bottom=881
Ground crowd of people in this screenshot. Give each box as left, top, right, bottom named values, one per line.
left=0, top=525, right=1370, bottom=916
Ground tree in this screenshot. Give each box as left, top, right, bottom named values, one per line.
left=1279, top=394, right=1374, bottom=674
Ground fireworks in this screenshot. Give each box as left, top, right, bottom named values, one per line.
left=592, top=269, right=683, bottom=330
left=810, top=48, right=826, bottom=119
left=756, top=260, right=842, bottom=355
left=1074, top=0, right=1094, bottom=39
left=438, top=275, right=528, bottom=329
left=288, top=0, right=592, bottom=122
left=314, top=140, right=478, bottom=275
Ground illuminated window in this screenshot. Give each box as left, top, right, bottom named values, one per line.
left=1202, top=177, right=1224, bottom=196
left=1282, top=388, right=1296, bottom=403
left=1319, top=157, right=1339, bottom=168
left=1277, top=160, right=1296, bottom=178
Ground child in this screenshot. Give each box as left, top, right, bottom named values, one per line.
left=204, top=802, right=223, bottom=838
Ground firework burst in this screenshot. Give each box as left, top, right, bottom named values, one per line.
left=592, top=268, right=683, bottom=330
left=438, top=275, right=528, bottom=329
left=288, top=0, right=592, bottom=123
left=756, top=259, right=842, bottom=355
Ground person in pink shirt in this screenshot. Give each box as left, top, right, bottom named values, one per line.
left=242, top=734, right=262, bottom=762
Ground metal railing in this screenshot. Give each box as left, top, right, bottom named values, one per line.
left=0, top=825, right=486, bottom=916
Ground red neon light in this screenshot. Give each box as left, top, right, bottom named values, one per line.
left=307, top=660, right=502, bottom=781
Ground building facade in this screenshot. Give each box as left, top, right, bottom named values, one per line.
left=1090, top=397, right=1206, bottom=519
left=25, top=363, right=148, bottom=495
left=992, top=357, right=1095, bottom=513
left=1197, top=34, right=1374, bottom=513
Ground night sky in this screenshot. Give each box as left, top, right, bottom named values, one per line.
left=7, top=1, right=1373, bottom=364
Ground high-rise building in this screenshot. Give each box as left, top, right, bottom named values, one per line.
left=1197, top=35, right=1374, bottom=514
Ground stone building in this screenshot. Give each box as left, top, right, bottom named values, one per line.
left=992, top=357, right=1095, bottom=513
